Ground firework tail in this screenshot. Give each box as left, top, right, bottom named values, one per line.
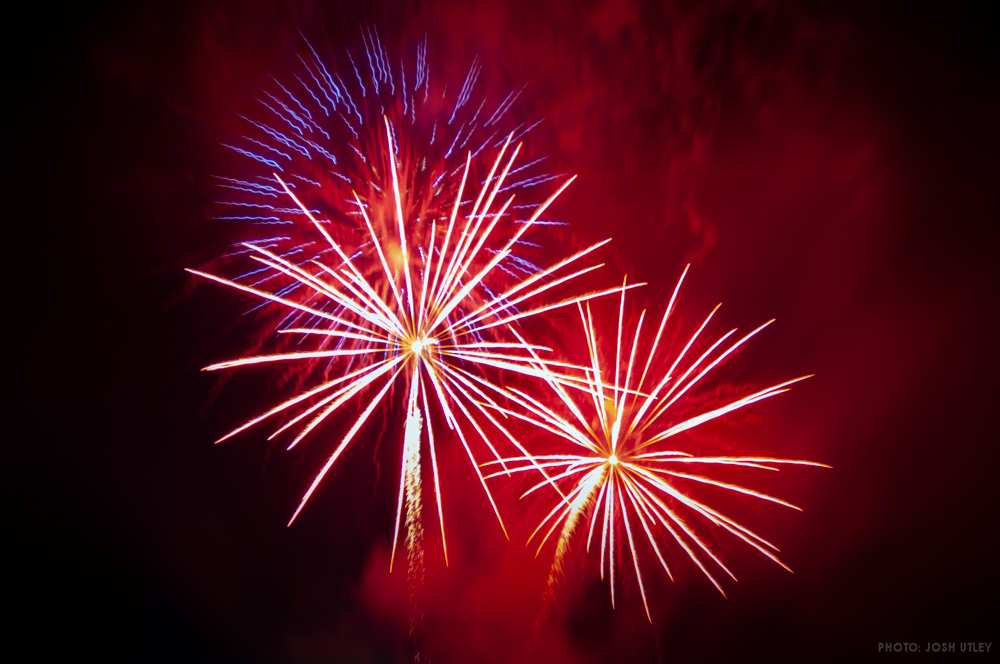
left=540, top=466, right=604, bottom=617
left=403, top=407, right=425, bottom=634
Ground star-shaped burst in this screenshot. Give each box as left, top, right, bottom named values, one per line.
left=483, top=267, right=829, bottom=620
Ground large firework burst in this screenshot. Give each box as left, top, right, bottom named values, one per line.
left=483, top=267, right=828, bottom=620
left=190, top=117, right=632, bottom=575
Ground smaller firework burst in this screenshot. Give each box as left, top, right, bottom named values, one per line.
left=482, top=267, right=828, bottom=621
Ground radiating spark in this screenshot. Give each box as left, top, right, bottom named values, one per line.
left=483, top=268, right=828, bottom=621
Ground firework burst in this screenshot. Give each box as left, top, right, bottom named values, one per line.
left=189, top=116, right=634, bottom=577
left=482, top=267, right=828, bottom=621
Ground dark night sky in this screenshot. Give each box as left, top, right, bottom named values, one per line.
left=12, top=1, right=999, bottom=662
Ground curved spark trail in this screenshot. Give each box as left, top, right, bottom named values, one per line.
left=483, top=267, right=829, bottom=621
left=190, top=117, right=633, bottom=571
